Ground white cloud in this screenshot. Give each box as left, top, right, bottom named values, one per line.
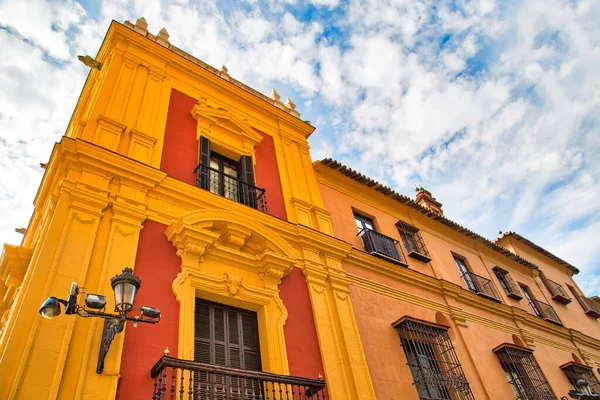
left=0, top=0, right=599, bottom=296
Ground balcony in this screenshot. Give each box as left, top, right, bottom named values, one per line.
left=196, top=164, right=268, bottom=213
left=358, top=228, right=408, bottom=265
left=151, top=356, right=327, bottom=400
left=533, top=299, right=563, bottom=325
left=542, top=279, right=571, bottom=305
left=574, top=295, right=600, bottom=319
left=461, top=271, right=502, bottom=302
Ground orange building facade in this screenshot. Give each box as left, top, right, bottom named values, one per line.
left=0, top=16, right=599, bottom=400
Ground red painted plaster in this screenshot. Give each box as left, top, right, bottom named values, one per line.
left=254, top=130, right=287, bottom=220
left=160, top=89, right=198, bottom=185
left=117, top=220, right=180, bottom=400
left=279, top=267, right=325, bottom=380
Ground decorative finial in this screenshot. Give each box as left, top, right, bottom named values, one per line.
left=134, top=17, right=149, bottom=35
left=164, top=347, right=170, bottom=356
left=498, top=230, right=503, bottom=235
left=157, top=27, right=170, bottom=47
left=157, top=27, right=170, bottom=40
left=220, top=65, right=228, bottom=74
left=270, top=88, right=281, bottom=102
left=317, top=373, right=323, bottom=380
left=284, top=98, right=296, bottom=110
left=135, top=17, right=148, bottom=30
left=77, top=55, right=103, bottom=70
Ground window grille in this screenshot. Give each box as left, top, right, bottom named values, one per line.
left=396, top=221, right=432, bottom=262
left=394, top=318, right=475, bottom=400
left=493, top=267, right=523, bottom=300
left=493, top=344, right=556, bottom=400
left=561, top=362, right=600, bottom=395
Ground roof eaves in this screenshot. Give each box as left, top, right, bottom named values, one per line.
left=494, top=232, right=579, bottom=275
left=319, top=158, right=540, bottom=272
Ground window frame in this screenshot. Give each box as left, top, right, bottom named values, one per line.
left=393, top=317, right=475, bottom=400
left=492, top=266, right=523, bottom=300
left=561, top=361, right=600, bottom=395
left=493, top=343, right=556, bottom=400
left=453, top=255, right=478, bottom=293
left=396, top=221, right=432, bottom=262
left=520, top=284, right=543, bottom=317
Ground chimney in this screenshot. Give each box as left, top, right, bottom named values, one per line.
left=415, top=187, right=443, bottom=216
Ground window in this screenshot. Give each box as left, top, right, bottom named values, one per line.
left=396, top=221, right=432, bottom=262
left=394, top=317, right=475, bottom=400
left=561, top=362, right=600, bottom=395
left=197, top=136, right=265, bottom=211
left=538, top=271, right=571, bottom=305
left=453, top=256, right=477, bottom=292
left=354, top=212, right=375, bottom=232
left=520, top=285, right=543, bottom=317
left=567, top=284, right=600, bottom=318
left=354, top=212, right=407, bottom=265
left=493, top=267, right=523, bottom=300
left=494, top=344, right=555, bottom=400
left=195, top=298, right=261, bottom=371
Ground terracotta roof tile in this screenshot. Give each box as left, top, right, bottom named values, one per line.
left=319, top=158, right=542, bottom=272
left=495, top=232, right=579, bottom=274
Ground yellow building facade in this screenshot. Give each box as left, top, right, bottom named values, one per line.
left=0, top=16, right=598, bottom=400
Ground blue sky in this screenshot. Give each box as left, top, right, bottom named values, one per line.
left=0, top=0, right=599, bottom=295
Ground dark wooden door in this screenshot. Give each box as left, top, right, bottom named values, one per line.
left=194, top=299, right=262, bottom=398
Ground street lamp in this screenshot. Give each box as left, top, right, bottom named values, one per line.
left=38, top=267, right=160, bottom=374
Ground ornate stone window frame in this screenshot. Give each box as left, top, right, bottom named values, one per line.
left=166, top=209, right=296, bottom=375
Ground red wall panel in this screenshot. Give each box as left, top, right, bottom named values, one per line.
left=117, top=221, right=180, bottom=400
left=279, top=267, right=325, bottom=380
left=160, top=89, right=198, bottom=185
left=254, top=130, right=287, bottom=220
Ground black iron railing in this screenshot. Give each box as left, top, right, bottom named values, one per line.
left=151, top=356, right=326, bottom=400
left=358, top=228, right=407, bottom=265
left=533, top=299, right=562, bottom=325
left=195, top=164, right=267, bottom=213
left=542, top=279, right=571, bottom=304
left=461, top=271, right=501, bottom=302
left=574, top=295, right=600, bottom=319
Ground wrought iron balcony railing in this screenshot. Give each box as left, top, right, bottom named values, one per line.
left=542, top=279, right=571, bottom=305
left=357, top=228, right=407, bottom=265
left=533, top=299, right=563, bottom=325
left=151, top=356, right=327, bottom=400
left=195, top=164, right=268, bottom=213
left=574, top=295, right=600, bottom=319
left=461, top=271, right=502, bottom=302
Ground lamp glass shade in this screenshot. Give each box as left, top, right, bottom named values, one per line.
left=110, top=267, right=141, bottom=313
left=39, top=297, right=61, bottom=319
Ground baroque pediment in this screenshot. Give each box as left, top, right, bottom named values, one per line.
left=190, top=99, right=263, bottom=155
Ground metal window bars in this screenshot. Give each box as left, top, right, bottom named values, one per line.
left=492, top=267, right=523, bottom=300
left=541, top=279, right=572, bottom=305
left=395, top=318, right=475, bottom=400
left=396, top=222, right=432, bottom=262
left=532, top=299, right=563, bottom=325
left=460, top=271, right=502, bottom=302
left=195, top=164, right=268, bottom=213
left=560, top=362, right=600, bottom=395
left=493, top=344, right=556, bottom=400
left=357, top=228, right=408, bottom=266
left=151, top=355, right=327, bottom=400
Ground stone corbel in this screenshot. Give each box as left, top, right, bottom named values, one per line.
left=447, top=306, right=469, bottom=328
left=257, top=251, right=295, bottom=289
left=165, top=220, right=221, bottom=268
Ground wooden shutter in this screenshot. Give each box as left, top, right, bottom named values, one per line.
left=198, top=136, right=211, bottom=189
left=239, top=155, right=257, bottom=208
left=194, top=298, right=261, bottom=371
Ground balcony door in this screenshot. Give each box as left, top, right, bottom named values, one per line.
left=209, top=153, right=240, bottom=202
left=195, top=298, right=261, bottom=370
